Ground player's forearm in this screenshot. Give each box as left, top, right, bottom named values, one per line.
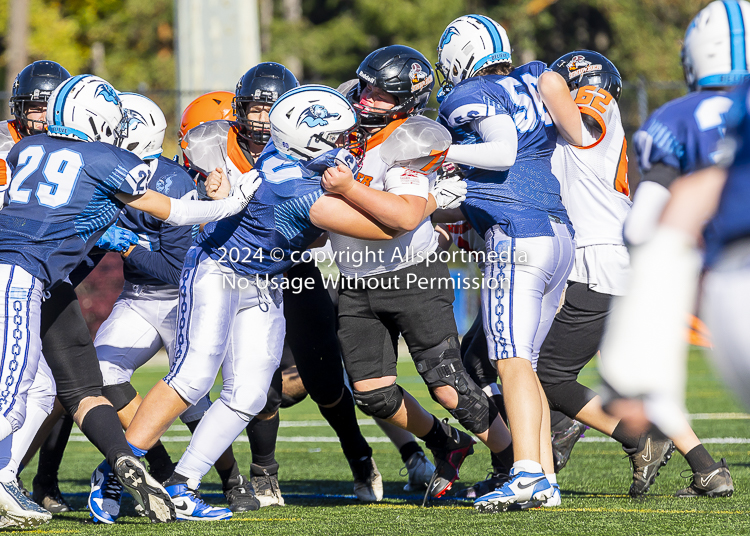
left=117, top=189, right=244, bottom=226
left=340, top=181, right=427, bottom=232
left=539, top=71, right=583, bottom=147
left=310, top=195, right=403, bottom=240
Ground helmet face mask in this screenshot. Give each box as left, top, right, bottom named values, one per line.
left=10, top=60, right=71, bottom=137
left=234, top=62, right=299, bottom=145
left=550, top=50, right=623, bottom=102
left=348, top=45, right=434, bottom=130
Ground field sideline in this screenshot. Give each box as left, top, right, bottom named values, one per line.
left=11, top=348, right=749, bottom=535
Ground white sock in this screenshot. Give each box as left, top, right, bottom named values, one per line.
left=512, top=460, right=543, bottom=474
left=174, top=399, right=250, bottom=482
left=0, top=404, right=50, bottom=482
left=546, top=473, right=557, bottom=486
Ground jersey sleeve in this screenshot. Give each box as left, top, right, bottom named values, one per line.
left=438, top=78, right=512, bottom=129
left=633, top=108, right=685, bottom=176
left=89, top=146, right=151, bottom=196
left=383, top=167, right=431, bottom=199
left=572, top=85, right=616, bottom=148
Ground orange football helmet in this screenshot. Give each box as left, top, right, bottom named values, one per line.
left=179, top=91, right=236, bottom=141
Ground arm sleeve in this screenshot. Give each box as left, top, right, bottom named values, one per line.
left=164, top=196, right=243, bottom=226
left=124, top=223, right=193, bottom=286
left=444, top=114, right=518, bottom=171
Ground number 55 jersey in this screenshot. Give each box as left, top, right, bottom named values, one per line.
left=438, top=61, right=572, bottom=239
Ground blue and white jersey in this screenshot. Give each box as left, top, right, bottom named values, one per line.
left=197, top=141, right=326, bottom=277
left=633, top=90, right=734, bottom=181
left=118, top=156, right=197, bottom=287
left=438, top=61, right=571, bottom=238
left=704, top=80, right=750, bottom=266
left=0, top=135, right=150, bottom=288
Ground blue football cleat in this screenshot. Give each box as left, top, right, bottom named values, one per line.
left=474, top=469, right=553, bottom=513
left=88, top=460, right=122, bottom=524
left=166, top=482, right=232, bottom=521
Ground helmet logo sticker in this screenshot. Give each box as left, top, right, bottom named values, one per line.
left=358, top=71, right=376, bottom=84
left=440, top=26, right=460, bottom=49
left=95, top=83, right=120, bottom=104
left=297, top=104, right=340, bottom=128
left=409, top=63, right=433, bottom=92
left=127, top=109, right=148, bottom=131
left=566, top=55, right=602, bottom=79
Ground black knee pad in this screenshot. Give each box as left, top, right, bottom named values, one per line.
left=352, top=384, right=404, bottom=419
left=414, top=336, right=498, bottom=434
left=101, top=383, right=138, bottom=412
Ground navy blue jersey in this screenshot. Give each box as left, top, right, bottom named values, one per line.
left=704, top=81, right=750, bottom=266
left=634, top=90, right=734, bottom=180
left=197, top=141, right=326, bottom=277
left=438, top=61, right=571, bottom=238
left=119, top=156, right=197, bottom=287
left=0, top=135, right=150, bottom=287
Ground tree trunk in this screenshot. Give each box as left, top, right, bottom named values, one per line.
left=6, top=0, right=30, bottom=119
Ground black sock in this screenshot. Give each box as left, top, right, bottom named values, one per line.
left=35, top=414, right=74, bottom=485
left=163, top=471, right=189, bottom=487
left=685, top=444, right=716, bottom=473
left=491, top=394, right=508, bottom=426
left=398, top=441, right=424, bottom=463
left=144, top=442, right=174, bottom=482
left=418, top=416, right=452, bottom=450
left=491, top=444, right=514, bottom=474
left=318, top=389, right=372, bottom=461
left=612, top=420, right=640, bottom=450
left=185, top=419, right=200, bottom=434
left=79, top=405, right=132, bottom=467
left=217, top=460, right=241, bottom=489
left=248, top=413, right=280, bottom=468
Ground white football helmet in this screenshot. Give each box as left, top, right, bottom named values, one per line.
left=269, top=85, right=362, bottom=161
left=119, top=92, right=167, bottom=160
left=437, top=15, right=512, bottom=89
left=46, top=74, right=126, bottom=145
left=682, top=0, right=750, bottom=91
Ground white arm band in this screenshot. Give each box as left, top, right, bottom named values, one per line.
left=445, top=114, right=518, bottom=171
left=164, top=196, right=243, bottom=226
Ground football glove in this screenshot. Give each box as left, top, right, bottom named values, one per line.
left=96, top=226, right=140, bottom=253
left=230, top=169, right=263, bottom=208
left=431, top=169, right=467, bottom=210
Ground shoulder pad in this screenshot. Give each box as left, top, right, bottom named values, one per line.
left=182, top=120, right=232, bottom=176
left=0, top=122, right=16, bottom=155
left=379, top=116, right=451, bottom=174
left=573, top=86, right=618, bottom=147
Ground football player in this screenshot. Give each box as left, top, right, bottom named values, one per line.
left=600, top=0, right=749, bottom=498
left=436, top=15, right=576, bottom=511
left=121, top=85, right=453, bottom=521
left=182, top=64, right=382, bottom=505
left=326, top=45, right=512, bottom=501
left=0, top=74, right=260, bottom=524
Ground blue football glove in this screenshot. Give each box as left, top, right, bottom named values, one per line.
left=96, top=226, right=140, bottom=253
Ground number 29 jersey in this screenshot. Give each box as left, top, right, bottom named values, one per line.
left=0, top=135, right=150, bottom=288
left=438, top=61, right=571, bottom=239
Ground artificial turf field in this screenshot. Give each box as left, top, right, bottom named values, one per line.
left=11, top=347, right=750, bottom=535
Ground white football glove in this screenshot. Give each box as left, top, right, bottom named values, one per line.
left=230, top=169, right=262, bottom=208
left=431, top=175, right=467, bottom=210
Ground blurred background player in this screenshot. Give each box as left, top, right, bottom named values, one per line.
left=600, top=0, right=749, bottom=498
left=181, top=64, right=384, bottom=505
left=436, top=15, right=574, bottom=511
left=327, top=45, right=512, bottom=502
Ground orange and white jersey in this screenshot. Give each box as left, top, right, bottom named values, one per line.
left=328, top=119, right=439, bottom=278
left=180, top=120, right=253, bottom=189
left=551, top=86, right=632, bottom=295
left=0, top=120, right=22, bottom=191
left=552, top=86, right=632, bottom=247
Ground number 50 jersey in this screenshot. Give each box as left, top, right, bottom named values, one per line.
left=552, top=85, right=632, bottom=248
left=0, top=135, right=150, bottom=288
